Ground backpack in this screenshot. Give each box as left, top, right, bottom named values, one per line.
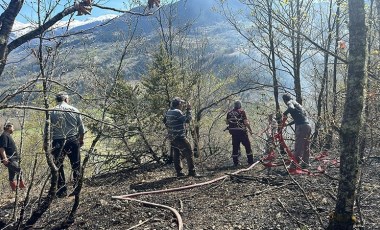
left=227, top=109, right=246, bottom=133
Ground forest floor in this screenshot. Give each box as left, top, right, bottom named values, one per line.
left=1, top=151, right=380, bottom=230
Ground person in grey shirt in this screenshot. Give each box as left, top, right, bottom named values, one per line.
left=50, top=91, right=85, bottom=198
left=282, top=93, right=311, bottom=169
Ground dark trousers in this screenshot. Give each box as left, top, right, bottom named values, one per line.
left=170, top=138, right=195, bottom=174
left=7, top=157, right=21, bottom=181
left=231, top=131, right=253, bottom=164
left=52, top=138, right=81, bottom=194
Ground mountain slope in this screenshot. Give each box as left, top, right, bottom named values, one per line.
left=6, top=0, right=249, bottom=81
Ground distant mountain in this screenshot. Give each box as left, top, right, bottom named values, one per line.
left=62, top=0, right=248, bottom=42
left=10, top=14, right=119, bottom=42
left=6, top=0, right=250, bottom=81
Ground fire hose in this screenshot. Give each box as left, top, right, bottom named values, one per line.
left=261, top=116, right=339, bottom=175
left=112, top=161, right=261, bottom=230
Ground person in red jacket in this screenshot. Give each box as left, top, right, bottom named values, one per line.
left=226, top=100, right=254, bottom=166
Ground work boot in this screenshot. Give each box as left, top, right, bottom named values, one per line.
left=56, top=190, right=67, bottom=198
left=247, top=154, right=254, bottom=165
left=9, top=181, right=17, bottom=191
left=188, top=170, right=201, bottom=177
left=233, top=157, right=239, bottom=167
left=164, top=154, right=173, bottom=164
left=176, top=172, right=186, bottom=177
left=56, top=186, right=68, bottom=198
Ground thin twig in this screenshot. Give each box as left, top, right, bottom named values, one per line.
left=245, top=182, right=293, bottom=197
left=179, top=199, right=184, bottom=213
left=277, top=198, right=307, bottom=228
left=126, top=218, right=153, bottom=230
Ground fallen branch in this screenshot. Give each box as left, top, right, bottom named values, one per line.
left=244, top=182, right=293, bottom=197
left=126, top=218, right=152, bottom=230
left=179, top=199, right=184, bottom=213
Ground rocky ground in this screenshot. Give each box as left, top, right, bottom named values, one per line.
left=1, top=152, right=380, bottom=230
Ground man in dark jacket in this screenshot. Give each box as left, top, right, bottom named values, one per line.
left=226, top=100, right=254, bottom=166
left=282, top=94, right=312, bottom=169
left=0, top=122, right=25, bottom=191
left=164, top=97, right=198, bottom=177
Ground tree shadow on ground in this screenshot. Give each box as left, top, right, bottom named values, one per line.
left=85, top=162, right=167, bottom=187
left=129, top=177, right=179, bottom=191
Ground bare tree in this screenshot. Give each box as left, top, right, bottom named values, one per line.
left=0, top=0, right=159, bottom=79
left=0, top=0, right=160, bottom=228
left=218, top=0, right=281, bottom=113
left=274, top=0, right=315, bottom=104
left=312, top=0, right=347, bottom=150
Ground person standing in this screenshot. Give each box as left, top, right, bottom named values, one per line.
left=164, top=97, right=198, bottom=177
left=0, top=122, right=25, bottom=191
left=50, top=92, right=85, bottom=197
left=282, top=94, right=311, bottom=169
left=226, top=100, right=254, bottom=166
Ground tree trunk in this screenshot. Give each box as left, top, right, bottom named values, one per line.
left=377, top=0, right=380, bottom=51
left=0, top=0, right=24, bottom=75
left=265, top=0, right=280, bottom=112
left=326, top=1, right=342, bottom=149
left=313, top=0, right=337, bottom=150
left=327, top=0, right=367, bottom=229
left=293, top=0, right=303, bottom=104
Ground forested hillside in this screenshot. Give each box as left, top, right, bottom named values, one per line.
left=0, top=0, right=379, bottom=229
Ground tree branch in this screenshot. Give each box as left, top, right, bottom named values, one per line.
left=7, top=5, right=77, bottom=52
left=93, top=3, right=161, bottom=16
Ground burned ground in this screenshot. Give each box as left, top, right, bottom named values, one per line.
left=1, top=153, right=380, bottom=230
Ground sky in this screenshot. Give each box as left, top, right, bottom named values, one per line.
left=16, top=1, right=139, bottom=23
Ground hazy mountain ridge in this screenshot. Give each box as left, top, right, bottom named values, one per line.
left=6, top=0, right=249, bottom=81
left=11, top=14, right=119, bottom=39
